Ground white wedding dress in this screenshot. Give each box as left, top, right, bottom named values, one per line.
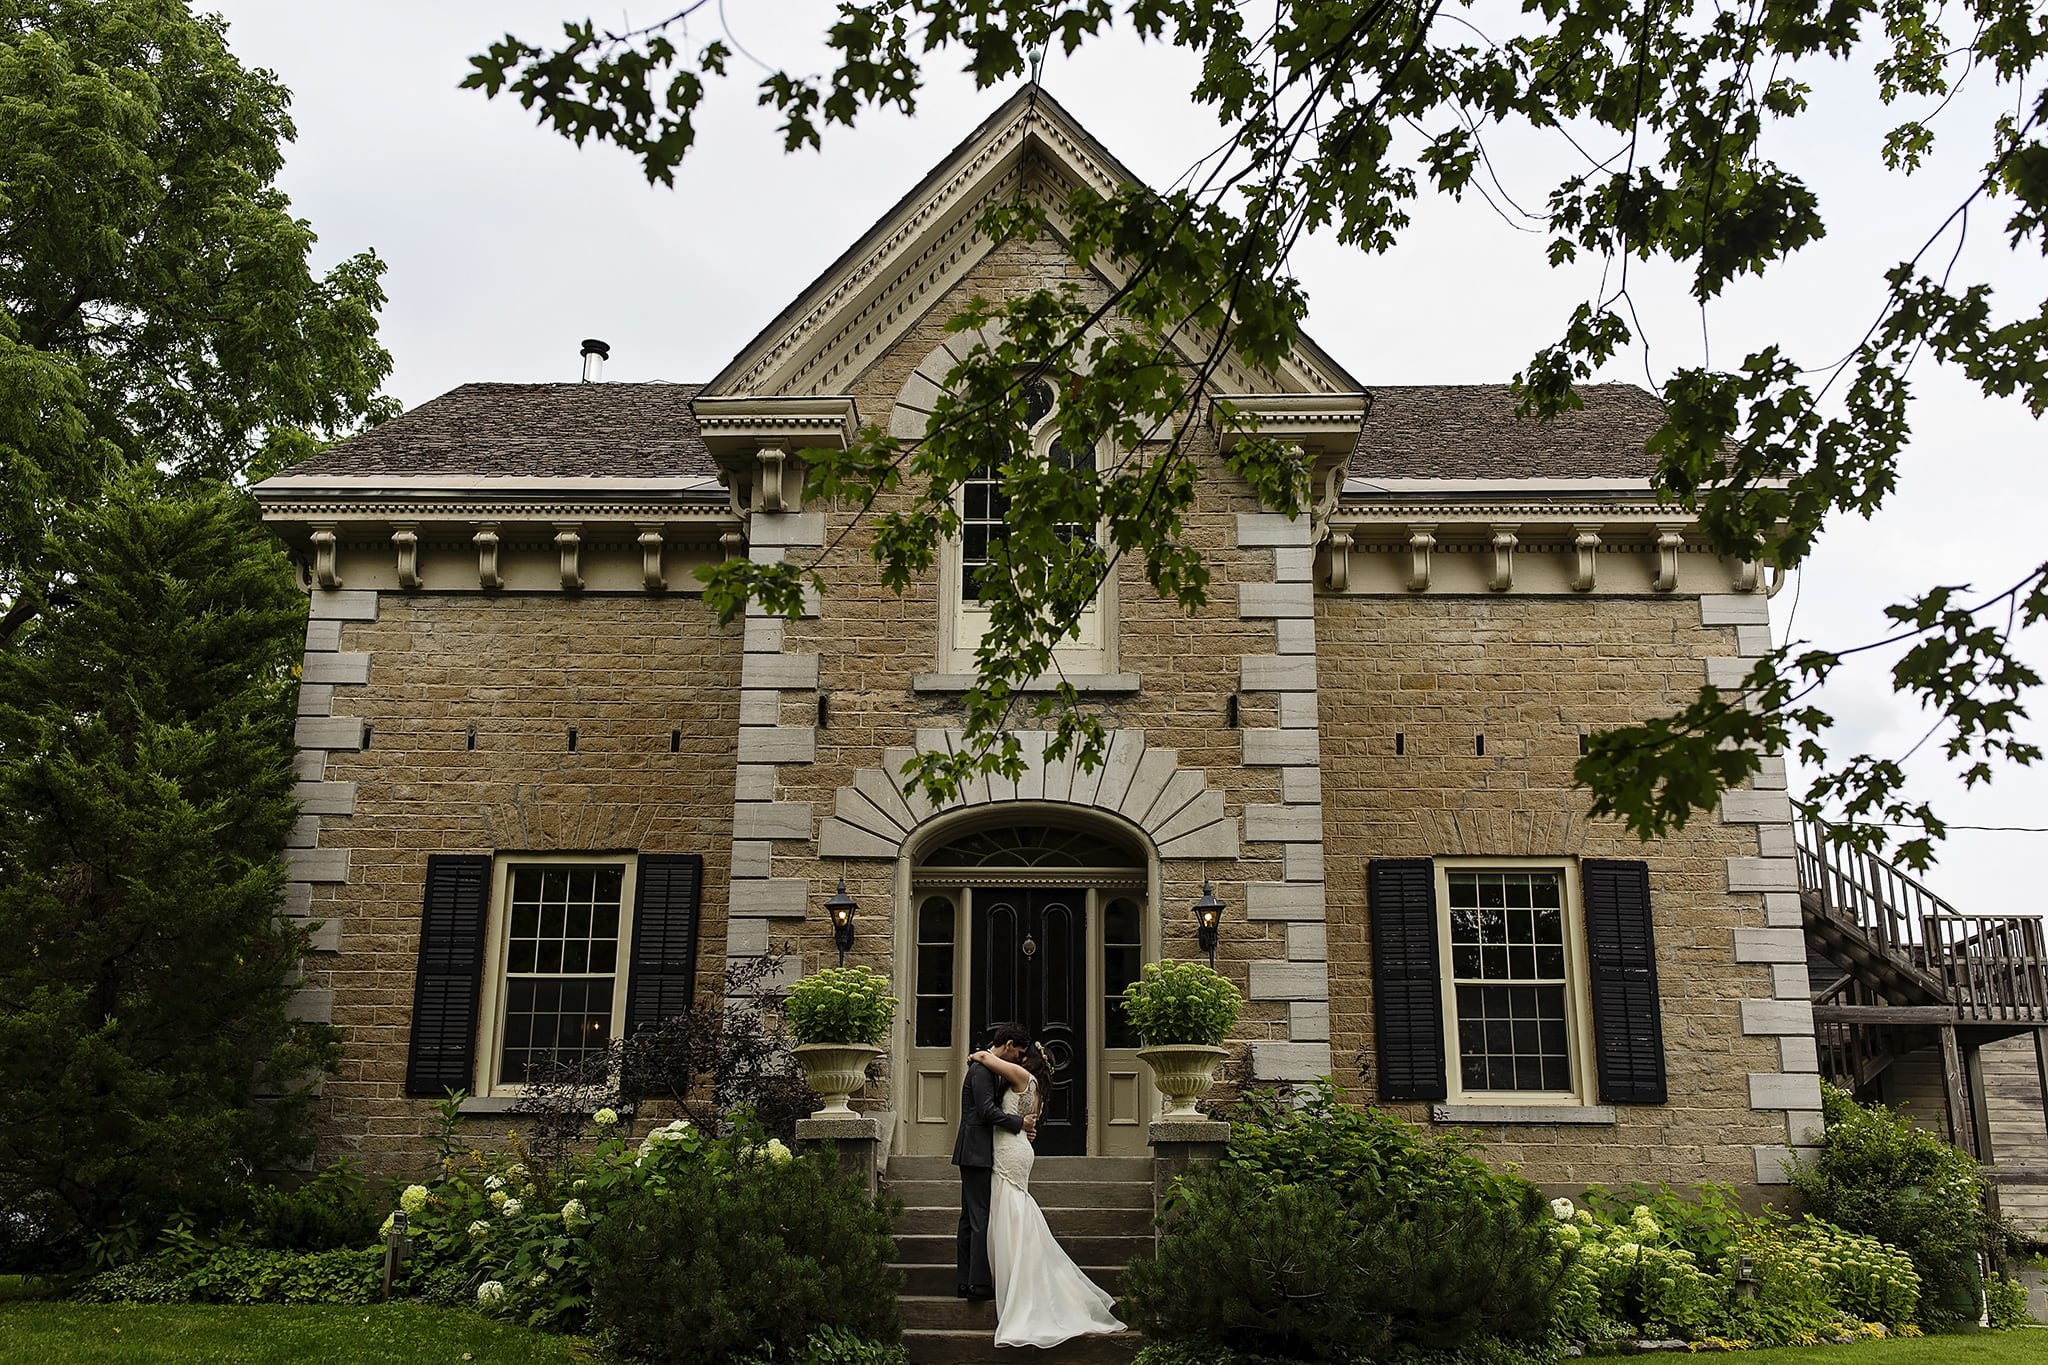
left=988, top=1078, right=1127, bottom=1348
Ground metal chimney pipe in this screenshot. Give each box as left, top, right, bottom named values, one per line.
left=579, top=338, right=610, bottom=383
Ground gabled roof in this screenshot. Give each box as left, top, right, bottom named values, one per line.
left=281, top=383, right=714, bottom=480
left=701, top=83, right=1361, bottom=401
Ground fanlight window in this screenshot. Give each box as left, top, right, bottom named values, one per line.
left=921, top=824, right=1142, bottom=869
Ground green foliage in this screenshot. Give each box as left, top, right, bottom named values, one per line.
left=469, top=1, right=2048, bottom=853
left=588, top=1130, right=901, bottom=1364
left=1983, top=1274, right=2032, bottom=1330
left=392, top=1106, right=899, bottom=1355
left=0, top=481, right=338, bottom=1268
left=1121, top=960, right=1242, bottom=1047
left=739, top=1323, right=910, bottom=1365
left=73, top=1246, right=381, bottom=1305
left=0, top=0, right=392, bottom=629
left=1553, top=1204, right=1720, bottom=1341
left=1790, top=1084, right=1993, bottom=1327
left=220, top=1162, right=384, bottom=1253
left=1123, top=1083, right=1568, bottom=1359
left=784, top=966, right=898, bottom=1047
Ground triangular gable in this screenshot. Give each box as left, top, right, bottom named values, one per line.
left=699, top=83, right=1360, bottom=402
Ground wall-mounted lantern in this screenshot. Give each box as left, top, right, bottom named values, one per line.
left=825, top=876, right=858, bottom=966
left=1192, top=879, right=1225, bottom=969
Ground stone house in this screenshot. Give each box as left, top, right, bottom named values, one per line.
left=253, top=86, right=2047, bottom=1212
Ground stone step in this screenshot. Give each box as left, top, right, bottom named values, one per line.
left=894, top=1204, right=1152, bottom=1237
left=894, top=1232, right=1152, bottom=1268
left=888, top=1155, right=1154, bottom=1182
left=894, top=1263, right=1130, bottom=1297
left=904, top=1328, right=1142, bottom=1364
left=887, top=1178, right=1156, bottom=1211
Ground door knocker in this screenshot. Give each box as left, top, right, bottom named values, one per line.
left=1020, top=933, right=1038, bottom=958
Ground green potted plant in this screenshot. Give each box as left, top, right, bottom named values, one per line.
left=1121, top=959, right=1242, bottom=1116
left=784, top=965, right=898, bottom=1114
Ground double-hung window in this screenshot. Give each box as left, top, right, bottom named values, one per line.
left=1369, top=856, right=1666, bottom=1111
left=942, top=376, right=1111, bottom=674
left=402, top=852, right=705, bottom=1102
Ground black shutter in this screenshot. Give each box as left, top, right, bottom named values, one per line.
left=624, top=853, right=704, bottom=1034
left=1370, top=858, right=1446, bottom=1101
left=1583, top=859, right=1668, bottom=1104
left=404, top=854, right=493, bottom=1098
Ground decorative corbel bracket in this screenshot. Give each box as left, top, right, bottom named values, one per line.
left=1654, top=523, right=1687, bottom=593
left=1488, top=524, right=1520, bottom=593
left=309, top=525, right=342, bottom=589
left=1324, top=526, right=1354, bottom=592
left=637, top=525, right=668, bottom=591
left=1307, top=458, right=1340, bottom=548
left=1571, top=524, right=1602, bottom=593
left=1732, top=557, right=1762, bottom=593
left=1406, top=524, right=1437, bottom=592
left=554, top=524, right=584, bottom=591
left=391, top=524, right=420, bottom=591
left=757, top=446, right=791, bottom=514
left=474, top=524, right=503, bottom=590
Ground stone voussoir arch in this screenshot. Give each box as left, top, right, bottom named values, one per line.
left=817, top=727, right=1238, bottom=861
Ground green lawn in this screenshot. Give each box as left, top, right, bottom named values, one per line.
left=0, top=1302, right=593, bottom=1363
left=1679, top=1330, right=2047, bottom=1364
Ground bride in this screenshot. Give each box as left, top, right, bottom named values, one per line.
left=967, top=1041, right=1127, bottom=1349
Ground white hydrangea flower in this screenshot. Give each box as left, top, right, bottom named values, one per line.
left=489, top=1188, right=508, bottom=1208
left=522, top=1183, right=537, bottom=1198
left=501, top=1198, right=523, bottom=1218
left=528, top=1271, right=549, bottom=1289
left=560, top=1198, right=588, bottom=1227
left=466, top=1219, right=490, bottom=1239
left=592, top=1107, right=619, bottom=1127
left=637, top=1118, right=693, bottom=1157
left=476, top=1280, right=506, bottom=1305
left=399, top=1184, right=430, bottom=1216
left=1549, top=1197, right=1576, bottom=1221
left=506, top=1163, right=527, bottom=1179
left=483, top=1175, right=506, bottom=1192
left=378, top=1212, right=395, bottom=1237
left=763, top=1138, right=793, bottom=1164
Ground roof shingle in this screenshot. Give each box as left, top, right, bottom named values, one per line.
left=1351, top=383, right=1665, bottom=481
left=284, top=382, right=714, bottom=479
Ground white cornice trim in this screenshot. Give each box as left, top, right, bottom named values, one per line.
left=255, top=474, right=726, bottom=495
left=257, top=499, right=739, bottom=523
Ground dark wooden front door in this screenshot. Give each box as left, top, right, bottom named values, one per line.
left=970, top=888, right=1087, bottom=1156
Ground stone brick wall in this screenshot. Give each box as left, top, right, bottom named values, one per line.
left=300, top=594, right=742, bottom=1170
left=1318, top=594, right=1790, bottom=1195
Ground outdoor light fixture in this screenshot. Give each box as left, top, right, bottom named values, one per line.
left=825, top=876, right=859, bottom=966
left=1192, top=879, right=1225, bottom=968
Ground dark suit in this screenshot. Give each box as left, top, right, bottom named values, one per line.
left=953, top=1059, right=1024, bottom=1294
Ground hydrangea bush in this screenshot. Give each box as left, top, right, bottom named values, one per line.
left=784, top=966, right=898, bottom=1047
left=393, top=1103, right=892, bottom=1352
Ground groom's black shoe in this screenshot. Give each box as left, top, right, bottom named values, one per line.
left=957, top=1285, right=995, bottom=1301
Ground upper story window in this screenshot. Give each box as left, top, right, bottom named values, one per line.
left=943, top=376, right=1114, bottom=674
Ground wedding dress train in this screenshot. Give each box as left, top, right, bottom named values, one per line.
left=988, top=1079, right=1127, bottom=1348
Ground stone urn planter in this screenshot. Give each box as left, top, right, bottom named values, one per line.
left=1136, top=1043, right=1230, bottom=1118
left=792, top=1042, right=883, bottom=1116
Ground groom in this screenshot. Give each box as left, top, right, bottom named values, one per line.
left=953, top=1023, right=1036, bottom=1299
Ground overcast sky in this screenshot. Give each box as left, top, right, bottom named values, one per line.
left=208, top=2, right=2047, bottom=914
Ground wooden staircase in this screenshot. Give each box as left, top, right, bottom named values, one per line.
left=884, top=1154, right=1150, bottom=1363
left=1797, top=809, right=2048, bottom=1158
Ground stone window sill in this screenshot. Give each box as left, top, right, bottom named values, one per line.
left=911, top=672, right=1141, bottom=695
left=1432, top=1103, right=1617, bottom=1126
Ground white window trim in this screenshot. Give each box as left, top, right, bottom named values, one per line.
left=1433, top=857, right=1598, bottom=1108
left=939, top=419, right=1119, bottom=677
left=473, top=852, right=639, bottom=1099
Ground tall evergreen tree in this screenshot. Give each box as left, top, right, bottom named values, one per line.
left=0, top=0, right=389, bottom=1266
left=0, top=479, right=332, bottom=1266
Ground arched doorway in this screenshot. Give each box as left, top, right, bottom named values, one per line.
left=897, top=812, right=1157, bottom=1157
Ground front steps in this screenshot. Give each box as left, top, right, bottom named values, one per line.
left=886, top=1154, right=1149, bottom=1363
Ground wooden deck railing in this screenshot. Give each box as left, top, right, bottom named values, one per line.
left=1796, top=809, right=2048, bottom=1021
